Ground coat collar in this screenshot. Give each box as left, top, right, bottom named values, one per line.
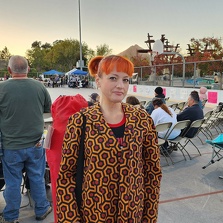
left=81, top=103, right=140, bottom=137
left=82, top=103, right=136, bottom=124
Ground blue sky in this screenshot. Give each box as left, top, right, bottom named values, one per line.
left=0, top=0, right=222, bottom=56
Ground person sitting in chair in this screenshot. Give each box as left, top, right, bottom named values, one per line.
left=177, top=91, right=204, bottom=138
left=146, top=87, right=166, bottom=114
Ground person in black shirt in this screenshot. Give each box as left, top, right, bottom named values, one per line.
left=177, top=91, right=204, bottom=137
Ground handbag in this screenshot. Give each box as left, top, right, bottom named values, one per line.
left=75, top=113, right=86, bottom=212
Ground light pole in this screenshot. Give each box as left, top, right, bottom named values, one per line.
left=78, top=0, right=83, bottom=70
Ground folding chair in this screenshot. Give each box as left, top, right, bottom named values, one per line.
left=169, top=103, right=178, bottom=111
left=215, top=110, right=223, bottom=131
left=197, top=110, right=213, bottom=144
left=165, top=120, right=191, bottom=162
left=201, top=99, right=208, bottom=109
left=180, top=119, right=205, bottom=159
left=202, top=134, right=223, bottom=169
left=155, top=122, right=173, bottom=166
left=176, top=101, right=186, bottom=113
left=207, top=105, right=223, bottom=135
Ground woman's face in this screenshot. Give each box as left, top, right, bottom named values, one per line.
left=96, top=69, right=130, bottom=104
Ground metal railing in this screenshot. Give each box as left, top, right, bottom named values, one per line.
left=133, top=59, right=223, bottom=89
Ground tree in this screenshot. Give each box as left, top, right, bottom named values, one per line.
left=31, top=41, right=41, bottom=49
left=27, top=39, right=92, bottom=72
left=95, top=44, right=112, bottom=56
left=26, top=46, right=47, bottom=72
left=0, top=47, right=11, bottom=60
left=186, top=37, right=223, bottom=76
left=44, top=39, right=89, bottom=71
left=41, top=42, right=52, bottom=49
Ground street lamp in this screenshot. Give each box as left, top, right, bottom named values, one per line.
left=78, top=0, right=83, bottom=70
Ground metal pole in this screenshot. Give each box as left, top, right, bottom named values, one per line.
left=182, top=57, right=185, bottom=87
left=140, top=67, right=142, bottom=82
left=193, top=62, right=196, bottom=88
left=171, top=64, right=174, bottom=86
left=78, top=0, right=83, bottom=70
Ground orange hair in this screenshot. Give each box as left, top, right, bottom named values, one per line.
left=88, top=55, right=134, bottom=77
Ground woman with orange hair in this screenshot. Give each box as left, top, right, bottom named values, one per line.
left=56, top=55, right=162, bottom=223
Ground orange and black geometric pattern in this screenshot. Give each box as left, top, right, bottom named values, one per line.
left=56, top=103, right=162, bottom=223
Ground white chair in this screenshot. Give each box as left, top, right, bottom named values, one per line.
left=165, top=120, right=191, bottom=162
left=176, top=101, right=187, bottom=113
left=155, top=122, right=173, bottom=166
left=197, top=110, right=214, bottom=144
left=180, top=119, right=205, bottom=159
left=169, top=103, right=178, bottom=111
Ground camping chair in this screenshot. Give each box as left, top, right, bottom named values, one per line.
left=169, top=103, right=178, bottom=111
left=202, top=134, right=223, bottom=169
left=165, top=120, right=191, bottom=163
left=155, top=122, right=173, bottom=166
left=179, top=119, right=205, bottom=159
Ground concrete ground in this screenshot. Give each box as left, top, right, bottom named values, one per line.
left=0, top=85, right=223, bottom=223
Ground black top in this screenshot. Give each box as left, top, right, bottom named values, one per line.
left=177, top=104, right=204, bottom=137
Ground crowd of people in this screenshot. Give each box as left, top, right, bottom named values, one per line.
left=0, top=54, right=209, bottom=223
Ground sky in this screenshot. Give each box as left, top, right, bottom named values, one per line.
left=1, top=0, right=223, bottom=57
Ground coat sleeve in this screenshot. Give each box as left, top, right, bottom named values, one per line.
left=56, top=112, right=83, bottom=223
left=142, top=115, right=162, bottom=223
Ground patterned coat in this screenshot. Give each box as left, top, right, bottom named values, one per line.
left=56, top=103, right=162, bottom=223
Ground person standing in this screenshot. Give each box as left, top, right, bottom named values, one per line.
left=56, top=55, right=162, bottom=222
left=0, top=55, right=52, bottom=223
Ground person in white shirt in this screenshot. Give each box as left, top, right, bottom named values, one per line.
left=151, top=98, right=180, bottom=139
